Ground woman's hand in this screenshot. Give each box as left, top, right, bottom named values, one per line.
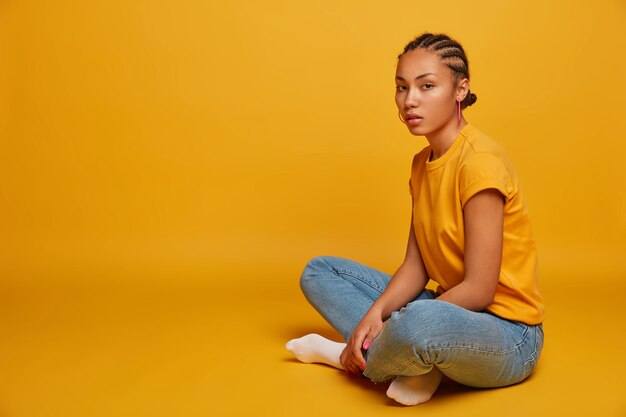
left=340, top=311, right=384, bottom=375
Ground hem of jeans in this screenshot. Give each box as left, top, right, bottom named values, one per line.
left=363, top=362, right=435, bottom=384
left=362, top=373, right=392, bottom=384
left=363, top=363, right=407, bottom=384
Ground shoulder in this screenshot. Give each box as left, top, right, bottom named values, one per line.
left=462, top=125, right=511, bottom=161
left=458, top=125, right=518, bottom=206
left=460, top=125, right=516, bottom=177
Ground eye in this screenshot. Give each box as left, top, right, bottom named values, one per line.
left=422, top=83, right=434, bottom=90
left=395, top=85, right=407, bottom=92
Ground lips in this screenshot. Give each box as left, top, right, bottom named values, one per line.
left=405, top=113, right=423, bottom=126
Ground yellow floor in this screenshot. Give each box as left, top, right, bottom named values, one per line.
left=0, top=265, right=624, bottom=417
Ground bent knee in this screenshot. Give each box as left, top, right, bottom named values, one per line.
left=390, top=300, right=452, bottom=332
left=380, top=300, right=467, bottom=349
left=299, top=255, right=338, bottom=294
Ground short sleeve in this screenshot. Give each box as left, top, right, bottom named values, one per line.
left=459, top=152, right=513, bottom=208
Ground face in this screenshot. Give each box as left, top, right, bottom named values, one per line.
left=395, top=49, right=464, bottom=135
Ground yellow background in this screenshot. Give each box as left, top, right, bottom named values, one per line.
left=1, top=0, right=625, bottom=416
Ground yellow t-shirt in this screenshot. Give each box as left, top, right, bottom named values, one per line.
left=409, top=123, right=545, bottom=325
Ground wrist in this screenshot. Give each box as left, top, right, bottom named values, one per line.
left=366, top=305, right=384, bottom=320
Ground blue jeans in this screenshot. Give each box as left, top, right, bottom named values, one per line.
left=300, top=255, right=544, bottom=387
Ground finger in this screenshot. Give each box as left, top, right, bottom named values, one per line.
left=348, top=352, right=362, bottom=375
left=346, top=360, right=358, bottom=375
left=346, top=352, right=359, bottom=374
left=352, top=365, right=360, bottom=375
left=363, top=325, right=382, bottom=350
left=362, top=337, right=372, bottom=350
left=352, top=330, right=367, bottom=350
left=349, top=350, right=366, bottom=372
left=342, top=350, right=356, bottom=374
left=340, top=351, right=351, bottom=373
left=352, top=345, right=366, bottom=370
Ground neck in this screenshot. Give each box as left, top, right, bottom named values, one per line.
left=427, top=118, right=468, bottom=161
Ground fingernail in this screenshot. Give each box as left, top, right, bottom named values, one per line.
left=363, top=342, right=371, bottom=350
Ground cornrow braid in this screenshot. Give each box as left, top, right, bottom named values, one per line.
left=398, top=32, right=477, bottom=109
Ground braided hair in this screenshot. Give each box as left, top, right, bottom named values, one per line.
left=398, top=33, right=477, bottom=109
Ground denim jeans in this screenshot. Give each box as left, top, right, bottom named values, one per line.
left=300, top=255, right=544, bottom=387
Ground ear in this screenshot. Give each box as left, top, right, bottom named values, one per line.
left=456, top=78, right=470, bottom=101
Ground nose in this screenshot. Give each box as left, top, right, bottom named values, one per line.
left=404, top=87, right=419, bottom=108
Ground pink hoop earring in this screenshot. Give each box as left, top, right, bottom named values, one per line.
left=457, top=98, right=461, bottom=127
left=398, top=110, right=406, bottom=124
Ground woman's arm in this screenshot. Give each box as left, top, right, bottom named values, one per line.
left=340, top=207, right=429, bottom=374
left=367, top=210, right=430, bottom=320
left=436, top=188, right=504, bottom=310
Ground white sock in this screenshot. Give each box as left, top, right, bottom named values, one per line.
left=386, top=367, right=443, bottom=406
left=285, top=333, right=346, bottom=370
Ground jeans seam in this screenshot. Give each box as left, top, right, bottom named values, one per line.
left=333, top=266, right=386, bottom=293
left=413, top=325, right=530, bottom=357
left=524, top=326, right=540, bottom=366
left=423, top=344, right=520, bottom=356
left=519, top=328, right=539, bottom=380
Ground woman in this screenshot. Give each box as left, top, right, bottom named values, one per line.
left=286, top=32, right=545, bottom=406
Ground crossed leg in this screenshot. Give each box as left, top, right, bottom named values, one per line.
left=286, top=255, right=443, bottom=405
left=287, top=256, right=535, bottom=405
